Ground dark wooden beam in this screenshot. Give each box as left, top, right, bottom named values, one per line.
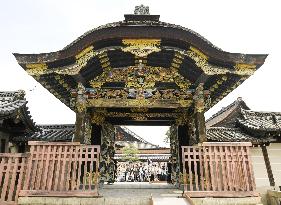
left=261, top=145, right=275, bottom=186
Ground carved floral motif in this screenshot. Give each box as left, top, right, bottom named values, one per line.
left=122, top=39, right=161, bottom=57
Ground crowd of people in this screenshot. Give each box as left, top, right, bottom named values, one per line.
left=116, top=161, right=171, bottom=182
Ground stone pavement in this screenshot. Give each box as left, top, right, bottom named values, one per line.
left=100, top=182, right=183, bottom=198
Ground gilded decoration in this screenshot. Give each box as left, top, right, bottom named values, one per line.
left=194, top=83, right=205, bottom=113
left=182, top=46, right=256, bottom=76
left=122, top=39, right=161, bottom=57
left=91, top=113, right=105, bottom=125
left=76, top=83, right=87, bottom=113
left=101, top=112, right=182, bottom=119
left=75, top=46, right=95, bottom=67
left=86, top=98, right=192, bottom=108
left=84, top=115, right=92, bottom=145
left=25, top=45, right=106, bottom=76
left=89, top=64, right=190, bottom=99
left=209, top=76, right=228, bottom=92
left=130, top=107, right=149, bottom=112
left=176, top=113, right=189, bottom=125
left=54, top=75, right=70, bottom=91
left=26, top=63, right=48, bottom=76
left=234, top=63, right=256, bottom=75
left=185, top=48, right=229, bottom=75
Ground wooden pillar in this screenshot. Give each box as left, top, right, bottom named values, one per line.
left=261, top=144, right=275, bottom=186
left=178, top=124, right=189, bottom=172
left=169, top=125, right=180, bottom=186
left=193, top=83, right=207, bottom=143
left=73, top=83, right=87, bottom=143
left=91, top=123, right=102, bottom=145
left=188, top=116, right=197, bottom=145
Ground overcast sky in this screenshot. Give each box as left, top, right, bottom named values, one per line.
left=0, top=0, right=280, bottom=146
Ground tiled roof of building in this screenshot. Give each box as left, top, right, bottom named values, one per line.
left=117, top=126, right=159, bottom=149
left=206, top=127, right=273, bottom=144
left=12, top=124, right=75, bottom=142
left=13, top=125, right=160, bottom=149
left=238, top=109, right=281, bottom=132
left=206, top=97, right=281, bottom=143
left=206, top=97, right=249, bottom=128
left=30, top=124, right=75, bottom=141
left=0, top=90, right=37, bottom=133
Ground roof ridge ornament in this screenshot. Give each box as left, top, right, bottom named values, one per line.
left=134, top=5, right=150, bottom=15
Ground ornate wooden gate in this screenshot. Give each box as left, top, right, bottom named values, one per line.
left=182, top=142, right=258, bottom=197
left=0, top=153, right=27, bottom=205
left=19, top=142, right=100, bottom=197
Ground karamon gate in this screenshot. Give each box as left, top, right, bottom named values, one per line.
left=12, top=5, right=267, bottom=199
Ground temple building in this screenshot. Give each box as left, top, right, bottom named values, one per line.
left=206, top=97, right=281, bottom=188
left=0, top=91, right=37, bottom=153
left=2, top=4, right=279, bottom=205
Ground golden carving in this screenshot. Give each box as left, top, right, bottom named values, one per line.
left=132, top=116, right=148, bottom=121
left=86, top=98, right=192, bottom=108
left=89, top=65, right=190, bottom=91
left=98, top=52, right=111, bottom=69
left=209, top=76, right=228, bottom=92
left=131, top=107, right=149, bottom=112
left=178, top=99, right=192, bottom=107
left=186, top=49, right=228, bottom=75
left=122, top=39, right=161, bottom=57
left=176, top=114, right=189, bottom=125
left=190, top=46, right=208, bottom=60
left=54, top=75, right=70, bottom=91
left=183, top=47, right=257, bottom=76
left=101, top=111, right=186, bottom=120
left=76, top=83, right=87, bottom=113
left=76, top=46, right=95, bottom=68
left=26, top=63, right=48, bottom=76
left=234, top=63, right=256, bottom=75
left=91, top=113, right=105, bottom=125
left=194, top=83, right=205, bottom=113
left=90, top=81, right=105, bottom=88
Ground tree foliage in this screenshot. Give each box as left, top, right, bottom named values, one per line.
left=121, top=144, right=139, bottom=162
left=163, top=129, right=170, bottom=144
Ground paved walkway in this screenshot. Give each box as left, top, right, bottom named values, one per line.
left=100, top=182, right=183, bottom=197
left=99, top=182, right=189, bottom=205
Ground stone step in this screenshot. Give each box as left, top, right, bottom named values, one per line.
left=152, top=197, right=190, bottom=205
left=103, top=182, right=176, bottom=189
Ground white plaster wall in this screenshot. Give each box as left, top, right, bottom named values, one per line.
left=267, top=143, right=281, bottom=187
left=250, top=147, right=270, bottom=187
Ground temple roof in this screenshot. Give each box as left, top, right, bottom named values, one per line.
left=13, top=6, right=268, bottom=114
left=11, top=124, right=74, bottom=142
left=238, top=109, right=281, bottom=133
left=0, top=90, right=37, bottom=134
left=116, top=126, right=160, bottom=149
left=206, top=97, right=249, bottom=128
left=206, top=97, right=281, bottom=143
left=12, top=124, right=160, bottom=149
left=206, top=127, right=272, bottom=143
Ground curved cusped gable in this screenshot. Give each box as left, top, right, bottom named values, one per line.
left=13, top=8, right=268, bottom=111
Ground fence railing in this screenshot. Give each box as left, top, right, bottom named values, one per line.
left=19, top=141, right=100, bottom=197
left=182, top=142, right=258, bottom=197
left=0, top=153, right=28, bottom=205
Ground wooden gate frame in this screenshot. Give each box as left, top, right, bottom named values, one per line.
left=19, top=142, right=100, bottom=197
left=182, top=142, right=259, bottom=198
left=0, top=153, right=28, bottom=205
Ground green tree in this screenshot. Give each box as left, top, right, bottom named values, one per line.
left=121, top=144, right=139, bottom=162
left=163, top=129, right=170, bottom=144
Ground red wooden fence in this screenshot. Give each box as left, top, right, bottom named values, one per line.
left=0, top=153, right=28, bottom=205
left=20, top=142, right=100, bottom=197
left=182, top=142, right=258, bottom=197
